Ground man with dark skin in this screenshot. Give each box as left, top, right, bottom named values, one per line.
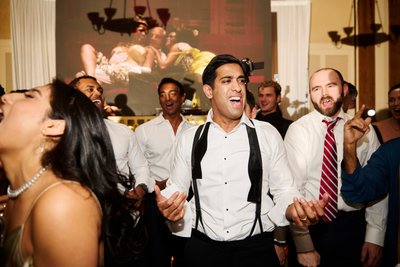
left=154, top=54, right=327, bottom=267
left=70, top=76, right=149, bottom=205
left=135, top=77, right=193, bottom=267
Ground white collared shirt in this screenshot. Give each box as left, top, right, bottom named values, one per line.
left=167, top=109, right=302, bottom=241
left=104, top=119, right=150, bottom=188
left=135, top=113, right=193, bottom=192
left=284, top=109, right=387, bottom=246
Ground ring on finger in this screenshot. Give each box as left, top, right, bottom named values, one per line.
left=300, top=216, right=307, bottom=221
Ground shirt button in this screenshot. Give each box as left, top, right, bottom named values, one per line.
left=225, top=136, right=227, bottom=139
left=226, top=208, right=229, bottom=211
left=225, top=182, right=228, bottom=184
left=226, top=230, right=229, bottom=233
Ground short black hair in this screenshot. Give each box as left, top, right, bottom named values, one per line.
left=246, top=89, right=256, bottom=110
left=202, top=54, right=248, bottom=87
left=0, top=84, right=5, bottom=96
left=157, top=77, right=185, bottom=96
left=345, top=81, right=358, bottom=98
left=69, top=75, right=99, bottom=89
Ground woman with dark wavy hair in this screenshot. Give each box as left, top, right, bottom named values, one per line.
left=0, top=79, right=145, bottom=266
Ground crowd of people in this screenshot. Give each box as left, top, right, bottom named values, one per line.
left=77, top=16, right=215, bottom=88
left=0, top=18, right=399, bottom=267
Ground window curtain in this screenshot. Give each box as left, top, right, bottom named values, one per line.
left=11, top=0, right=55, bottom=89
left=271, top=0, right=311, bottom=120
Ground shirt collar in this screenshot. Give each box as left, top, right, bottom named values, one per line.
left=313, top=108, right=345, bottom=123
left=154, top=112, right=188, bottom=125
left=206, top=109, right=255, bottom=130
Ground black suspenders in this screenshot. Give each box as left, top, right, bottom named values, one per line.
left=246, top=123, right=264, bottom=237
left=191, top=122, right=209, bottom=232
left=190, top=121, right=264, bottom=238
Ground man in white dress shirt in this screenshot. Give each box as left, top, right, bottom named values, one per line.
left=135, top=77, right=193, bottom=267
left=154, top=54, right=328, bottom=267
left=70, top=76, right=150, bottom=204
left=284, top=68, right=387, bottom=267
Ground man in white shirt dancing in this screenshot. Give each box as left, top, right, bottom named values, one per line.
left=154, top=54, right=328, bottom=267
left=135, top=77, right=193, bottom=267
left=284, top=68, right=387, bottom=267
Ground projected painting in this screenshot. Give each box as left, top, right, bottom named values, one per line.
left=56, top=0, right=269, bottom=115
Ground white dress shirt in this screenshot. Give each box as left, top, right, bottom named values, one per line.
left=284, top=109, right=388, bottom=246
left=166, top=109, right=302, bottom=241
left=104, top=119, right=150, bottom=189
left=135, top=113, right=193, bottom=192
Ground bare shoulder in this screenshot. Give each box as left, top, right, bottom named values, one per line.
left=373, top=118, right=393, bottom=128
left=373, top=120, right=383, bottom=128
left=32, top=181, right=102, bottom=223
left=26, top=181, right=102, bottom=266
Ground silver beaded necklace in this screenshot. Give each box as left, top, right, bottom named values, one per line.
left=7, top=167, right=47, bottom=199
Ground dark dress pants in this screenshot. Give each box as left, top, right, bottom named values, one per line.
left=144, top=192, right=188, bottom=267
left=184, top=229, right=280, bottom=267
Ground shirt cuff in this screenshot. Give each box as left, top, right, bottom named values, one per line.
left=365, top=225, right=385, bottom=247
left=161, top=184, right=192, bottom=237
left=268, top=191, right=302, bottom=226
left=165, top=202, right=192, bottom=238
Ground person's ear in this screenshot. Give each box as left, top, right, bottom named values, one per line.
left=251, top=107, right=258, bottom=119
left=42, top=119, right=66, bottom=137
left=203, top=85, right=213, bottom=100
left=277, top=94, right=282, bottom=104
left=181, top=92, right=186, bottom=103
left=343, top=83, right=349, bottom=97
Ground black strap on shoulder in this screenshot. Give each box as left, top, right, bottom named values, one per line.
left=246, top=120, right=264, bottom=237
left=191, top=122, right=210, bottom=231
left=192, top=122, right=210, bottom=180
left=246, top=122, right=263, bottom=203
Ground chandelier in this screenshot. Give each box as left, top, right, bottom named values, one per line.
left=87, top=0, right=171, bottom=35
left=328, top=0, right=400, bottom=47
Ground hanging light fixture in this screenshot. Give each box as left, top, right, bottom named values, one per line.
left=133, top=0, right=170, bottom=29
left=328, top=0, right=400, bottom=47
left=87, top=0, right=170, bottom=35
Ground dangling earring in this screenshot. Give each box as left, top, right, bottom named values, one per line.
left=38, top=129, right=47, bottom=154
left=36, top=141, right=45, bottom=154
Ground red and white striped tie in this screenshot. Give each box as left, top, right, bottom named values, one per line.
left=320, top=118, right=340, bottom=223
